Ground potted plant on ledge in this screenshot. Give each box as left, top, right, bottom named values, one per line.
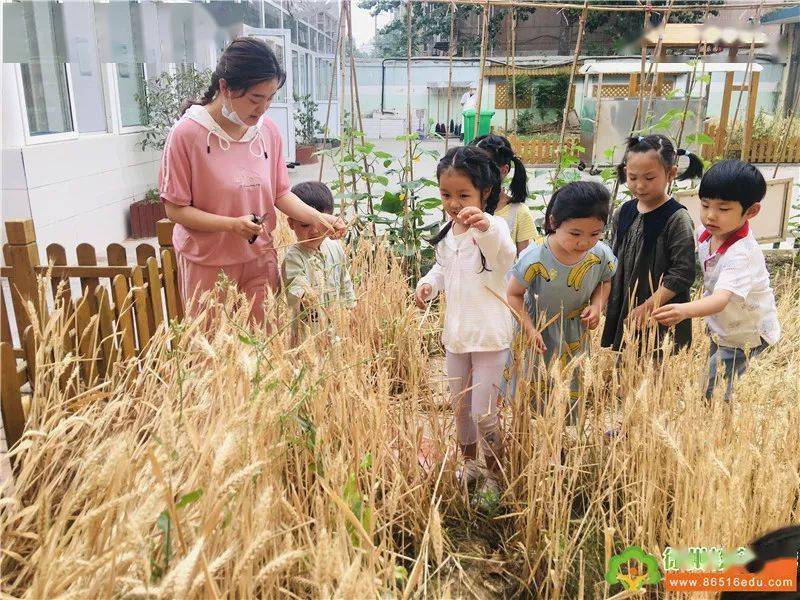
left=130, top=188, right=167, bottom=239
left=294, top=93, right=322, bottom=165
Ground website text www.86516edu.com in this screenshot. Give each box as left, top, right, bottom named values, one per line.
left=664, top=557, right=798, bottom=593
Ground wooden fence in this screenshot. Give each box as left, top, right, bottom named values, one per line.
left=506, top=134, right=580, bottom=165
left=1, top=219, right=181, bottom=452
left=703, top=124, right=800, bottom=164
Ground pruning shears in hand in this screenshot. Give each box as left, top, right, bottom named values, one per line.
left=248, top=213, right=269, bottom=244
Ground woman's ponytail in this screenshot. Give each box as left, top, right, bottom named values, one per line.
left=179, top=75, right=220, bottom=116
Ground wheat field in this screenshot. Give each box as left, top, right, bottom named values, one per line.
left=1, top=235, right=798, bottom=599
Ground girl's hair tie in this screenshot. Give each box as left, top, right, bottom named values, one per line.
left=676, top=148, right=687, bottom=156
left=637, top=135, right=644, bottom=142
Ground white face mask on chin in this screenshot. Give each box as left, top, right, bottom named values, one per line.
left=221, top=91, right=249, bottom=128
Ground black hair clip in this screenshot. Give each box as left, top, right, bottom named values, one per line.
left=264, top=151, right=268, bottom=159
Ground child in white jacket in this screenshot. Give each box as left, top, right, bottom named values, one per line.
left=415, top=146, right=516, bottom=494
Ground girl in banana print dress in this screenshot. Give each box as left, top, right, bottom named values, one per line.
left=504, top=181, right=616, bottom=423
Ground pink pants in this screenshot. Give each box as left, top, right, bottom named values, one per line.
left=445, top=349, right=508, bottom=458
left=177, top=251, right=279, bottom=326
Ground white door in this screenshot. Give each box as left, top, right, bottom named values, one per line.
left=243, top=26, right=295, bottom=163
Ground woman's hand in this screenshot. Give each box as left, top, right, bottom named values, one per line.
left=319, top=213, right=346, bottom=239
left=457, top=207, right=490, bottom=232
left=228, top=215, right=263, bottom=240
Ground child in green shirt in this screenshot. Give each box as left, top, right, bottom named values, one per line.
left=281, top=182, right=355, bottom=328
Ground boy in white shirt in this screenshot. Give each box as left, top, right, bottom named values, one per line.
left=652, top=160, right=780, bottom=400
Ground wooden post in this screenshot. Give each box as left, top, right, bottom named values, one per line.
left=3, top=220, right=42, bottom=338
left=1, top=289, right=12, bottom=346
left=156, top=219, right=175, bottom=253
left=444, top=0, right=456, bottom=155
left=593, top=74, right=604, bottom=165
left=715, top=47, right=738, bottom=157
left=741, top=70, right=760, bottom=161
left=157, top=219, right=183, bottom=320
left=1, top=342, right=24, bottom=450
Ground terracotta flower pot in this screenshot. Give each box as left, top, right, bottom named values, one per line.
left=295, top=144, right=318, bottom=165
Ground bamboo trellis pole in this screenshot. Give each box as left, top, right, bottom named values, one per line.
left=445, top=0, right=456, bottom=154
left=552, top=1, right=588, bottom=188
left=474, top=2, right=490, bottom=139
left=675, top=1, right=712, bottom=154
left=643, top=0, right=676, bottom=128
left=402, top=0, right=793, bottom=13
left=338, top=6, right=348, bottom=214
left=317, top=8, right=345, bottom=181
left=406, top=0, right=414, bottom=182
left=344, top=0, right=376, bottom=231
left=634, top=10, right=649, bottom=130
left=725, top=1, right=764, bottom=159
left=772, top=87, right=800, bottom=177
left=511, top=8, right=518, bottom=132
left=504, top=8, right=511, bottom=132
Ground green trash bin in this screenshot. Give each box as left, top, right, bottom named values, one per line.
left=462, top=108, right=496, bottom=144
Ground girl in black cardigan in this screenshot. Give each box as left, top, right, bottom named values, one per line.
left=601, top=134, right=703, bottom=353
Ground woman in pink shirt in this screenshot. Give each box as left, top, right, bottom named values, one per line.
left=159, top=37, right=344, bottom=326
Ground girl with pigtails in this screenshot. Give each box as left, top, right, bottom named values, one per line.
left=601, top=134, right=704, bottom=353
left=414, top=145, right=516, bottom=496
left=471, top=134, right=538, bottom=255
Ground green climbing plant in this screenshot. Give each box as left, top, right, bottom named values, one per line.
left=317, top=128, right=442, bottom=282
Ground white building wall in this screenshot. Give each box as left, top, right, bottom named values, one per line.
left=2, top=61, right=159, bottom=255
left=21, top=135, right=160, bottom=256
left=2, top=65, right=33, bottom=239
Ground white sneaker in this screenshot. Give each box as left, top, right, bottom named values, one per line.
left=479, top=472, right=501, bottom=495
left=474, top=473, right=502, bottom=513
left=456, top=459, right=481, bottom=487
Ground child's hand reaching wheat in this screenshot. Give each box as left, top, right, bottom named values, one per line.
left=415, top=284, right=433, bottom=309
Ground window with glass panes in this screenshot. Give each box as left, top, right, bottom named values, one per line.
left=19, top=2, right=73, bottom=136
left=265, top=2, right=281, bottom=28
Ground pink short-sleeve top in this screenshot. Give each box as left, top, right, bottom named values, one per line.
left=158, top=111, right=291, bottom=266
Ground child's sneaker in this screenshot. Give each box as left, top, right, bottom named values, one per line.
left=456, top=459, right=481, bottom=487
left=474, top=474, right=502, bottom=514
